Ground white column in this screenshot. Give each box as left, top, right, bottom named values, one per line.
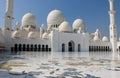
left=109, top=0, right=117, bottom=52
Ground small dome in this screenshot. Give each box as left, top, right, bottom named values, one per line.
left=42, top=32, right=49, bottom=39
left=41, top=24, right=47, bottom=32
left=22, top=13, right=37, bottom=28
left=102, top=36, right=109, bottom=42
left=77, top=27, right=82, bottom=33
left=28, top=32, right=36, bottom=39
left=93, top=36, right=100, bottom=41
left=12, top=31, right=21, bottom=39
left=73, top=18, right=85, bottom=32
left=47, top=9, right=66, bottom=29
left=89, top=33, right=95, bottom=40
left=59, top=21, right=72, bottom=33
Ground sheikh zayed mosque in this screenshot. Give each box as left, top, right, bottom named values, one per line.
left=0, top=0, right=119, bottom=52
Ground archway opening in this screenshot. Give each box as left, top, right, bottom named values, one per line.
left=68, top=41, right=75, bottom=52
left=62, top=44, right=65, bottom=52
left=78, top=44, right=81, bottom=52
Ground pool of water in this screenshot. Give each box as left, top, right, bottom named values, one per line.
left=11, top=51, right=117, bottom=61
left=0, top=51, right=120, bottom=78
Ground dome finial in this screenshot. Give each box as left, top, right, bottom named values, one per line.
left=27, top=8, right=32, bottom=13
left=54, top=8, right=59, bottom=10
left=77, top=16, right=81, bottom=19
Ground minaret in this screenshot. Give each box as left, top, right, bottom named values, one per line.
left=109, top=0, right=117, bottom=52
left=4, top=0, right=14, bottom=51
left=4, top=0, right=14, bottom=30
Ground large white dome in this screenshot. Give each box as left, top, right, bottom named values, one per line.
left=73, top=18, right=85, bottom=32
left=59, top=21, right=72, bottom=33
left=22, top=13, right=37, bottom=28
left=47, top=9, right=66, bottom=29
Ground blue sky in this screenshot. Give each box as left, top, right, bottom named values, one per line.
left=0, top=0, right=120, bottom=37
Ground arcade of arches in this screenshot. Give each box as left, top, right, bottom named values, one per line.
left=11, top=44, right=51, bottom=52
left=11, top=44, right=115, bottom=52
left=89, top=46, right=111, bottom=52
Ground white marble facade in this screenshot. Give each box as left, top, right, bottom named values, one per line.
left=0, top=0, right=120, bottom=52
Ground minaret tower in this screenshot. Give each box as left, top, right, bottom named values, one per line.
left=5, top=0, right=14, bottom=30
left=4, top=0, right=14, bottom=51
left=109, top=0, right=117, bottom=52
left=4, top=0, right=14, bottom=30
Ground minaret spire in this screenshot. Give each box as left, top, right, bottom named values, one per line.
left=109, top=0, right=117, bottom=52
left=5, top=0, right=14, bottom=30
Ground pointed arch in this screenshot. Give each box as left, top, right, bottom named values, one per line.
left=68, top=41, right=75, bottom=52
left=78, top=44, right=81, bottom=52
left=62, top=43, right=65, bottom=52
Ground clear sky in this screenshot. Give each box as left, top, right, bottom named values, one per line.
left=0, top=0, right=120, bottom=37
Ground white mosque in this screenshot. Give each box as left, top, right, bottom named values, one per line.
left=0, top=0, right=119, bottom=52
